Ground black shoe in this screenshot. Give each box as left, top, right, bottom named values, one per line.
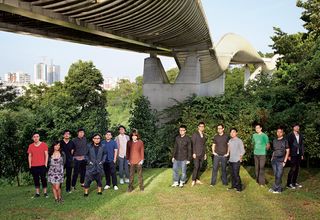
left=236, top=189, right=242, bottom=193
left=227, top=187, right=235, bottom=191
left=97, top=192, right=102, bottom=195
left=32, top=193, right=40, bottom=199
left=59, top=197, right=64, bottom=203
left=44, top=193, right=49, bottom=198
left=84, top=193, right=89, bottom=197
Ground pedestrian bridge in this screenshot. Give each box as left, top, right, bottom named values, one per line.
left=0, top=0, right=279, bottom=109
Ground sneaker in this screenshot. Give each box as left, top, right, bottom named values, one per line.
left=104, top=185, right=110, bottom=190
left=120, top=179, right=124, bottom=185
left=32, top=193, right=40, bottom=199
left=287, top=184, right=296, bottom=189
left=295, top=183, right=303, bottom=188
left=269, top=188, right=280, bottom=194
left=114, top=186, right=119, bottom=190
left=227, top=187, right=236, bottom=191
left=44, top=193, right=49, bottom=198
left=179, top=182, right=184, bottom=188
left=125, top=178, right=130, bottom=183
left=171, top=182, right=179, bottom=187
left=236, top=189, right=242, bottom=193
left=81, top=183, right=85, bottom=188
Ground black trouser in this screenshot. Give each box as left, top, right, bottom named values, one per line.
left=230, top=161, right=242, bottom=191
left=211, top=155, right=228, bottom=185
left=84, top=172, right=102, bottom=188
left=65, top=163, right=73, bottom=191
left=72, top=159, right=86, bottom=187
left=103, top=161, right=117, bottom=187
left=192, top=157, right=203, bottom=181
left=287, top=156, right=301, bottom=186
left=30, top=166, right=47, bottom=189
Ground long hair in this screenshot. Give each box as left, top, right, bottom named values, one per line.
left=49, top=140, right=61, bottom=157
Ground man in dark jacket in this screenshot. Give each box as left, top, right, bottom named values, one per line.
left=287, top=123, right=304, bottom=189
left=191, top=122, right=207, bottom=186
left=172, top=125, right=192, bottom=188
left=84, top=134, right=107, bottom=196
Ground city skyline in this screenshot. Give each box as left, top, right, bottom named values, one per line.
left=0, top=0, right=305, bottom=82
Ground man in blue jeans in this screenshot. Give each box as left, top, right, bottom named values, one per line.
left=102, top=131, right=118, bottom=191
left=172, top=125, right=192, bottom=188
left=211, top=124, right=229, bottom=186
left=269, top=127, right=290, bottom=194
left=115, top=125, right=130, bottom=184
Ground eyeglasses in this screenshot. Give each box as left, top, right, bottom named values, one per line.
left=93, top=137, right=101, bottom=140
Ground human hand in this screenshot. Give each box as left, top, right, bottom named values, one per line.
left=127, top=160, right=130, bottom=165
left=213, top=152, right=218, bottom=156
left=301, top=156, right=304, bottom=160
left=204, top=154, right=207, bottom=160
left=186, top=161, right=190, bottom=165
left=139, top=160, right=144, bottom=165
left=224, top=154, right=229, bottom=157
left=288, top=156, right=291, bottom=161
left=89, top=161, right=93, bottom=165
left=193, top=154, right=196, bottom=159
left=172, top=158, right=175, bottom=163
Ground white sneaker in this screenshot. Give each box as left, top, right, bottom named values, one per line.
left=179, top=182, right=184, bottom=188
left=104, top=185, right=110, bottom=190
left=171, top=182, right=179, bottom=187
left=114, top=186, right=119, bottom=190
left=295, top=183, right=303, bottom=188
left=125, top=178, right=130, bottom=183
left=120, top=179, right=124, bottom=184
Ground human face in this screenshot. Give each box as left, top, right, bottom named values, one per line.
left=119, top=127, right=125, bottom=135
left=132, top=135, right=138, bottom=141
left=179, top=127, right=186, bottom=136
left=92, top=136, right=101, bottom=145
left=198, top=124, right=205, bottom=132
left=230, top=130, right=237, bottom=138
left=54, top=143, right=61, bottom=151
left=63, top=131, right=70, bottom=140
left=217, top=125, right=224, bottom=135
left=78, top=131, right=85, bottom=138
left=293, top=125, right=300, bottom=133
left=277, top=129, right=284, bottom=139
left=32, top=134, right=40, bottom=143
left=255, top=125, right=262, bottom=134
left=105, top=132, right=112, bottom=141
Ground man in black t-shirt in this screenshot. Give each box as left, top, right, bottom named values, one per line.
left=60, top=130, right=75, bottom=193
left=211, top=124, right=229, bottom=186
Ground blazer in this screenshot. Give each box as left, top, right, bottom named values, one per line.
left=192, top=131, right=207, bottom=158
left=85, top=143, right=107, bottom=175
left=287, top=132, right=304, bottom=157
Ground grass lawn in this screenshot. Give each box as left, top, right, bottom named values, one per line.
left=1, top=167, right=320, bottom=220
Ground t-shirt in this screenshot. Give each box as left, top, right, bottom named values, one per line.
left=213, top=134, right=229, bottom=155
left=60, top=139, right=75, bottom=164
left=228, top=137, right=245, bottom=162
left=102, top=140, right=118, bottom=162
left=252, top=133, right=269, bottom=155
left=272, top=138, right=289, bottom=159
left=118, top=135, right=129, bottom=158
left=27, top=142, right=48, bottom=167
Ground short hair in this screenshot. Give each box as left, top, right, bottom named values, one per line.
left=179, top=125, right=187, bottom=130
left=255, top=123, right=262, bottom=128
left=105, top=130, right=112, bottom=135
left=277, top=126, right=284, bottom=131
left=91, top=133, right=102, bottom=140
left=130, top=130, right=141, bottom=140
left=77, top=128, right=85, bottom=133
left=118, top=125, right=126, bottom=131
left=217, top=124, right=224, bottom=129
left=32, top=132, right=40, bottom=137
left=292, top=123, right=300, bottom=128
left=198, top=121, right=205, bottom=126
left=63, top=129, right=71, bottom=135
left=230, top=127, right=238, bottom=133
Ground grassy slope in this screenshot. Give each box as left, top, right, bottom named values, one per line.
left=1, top=167, right=320, bottom=220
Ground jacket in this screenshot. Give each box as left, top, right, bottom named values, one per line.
left=192, top=131, right=207, bottom=158
left=85, top=143, right=107, bottom=175
left=287, top=132, right=304, bottom=157
left=173, top=135, right=192, bottom=161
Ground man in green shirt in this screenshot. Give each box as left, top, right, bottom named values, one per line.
left=252, top=124, right=270, bottom=186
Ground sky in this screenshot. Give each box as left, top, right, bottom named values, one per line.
left=0, top=0, right=305, bottom=81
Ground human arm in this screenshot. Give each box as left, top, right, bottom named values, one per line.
left=224, top=143, right=230, bottom=157
left=44, top=150, right=48, bottom=167
left=114, top=149, right=118, bottom=163
left=139, top=141, right=145, bottom=165
left=28, top=153, right=32, bottom=169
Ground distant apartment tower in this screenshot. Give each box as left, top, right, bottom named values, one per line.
left=34, top=63, right=47, bottom=85
left=47, top=64, right=60, bottom=85
left=34, top=62, right=60, bottom=85
left=4, top=71, right=31, bottom=84
left=103, top=77, right=116, bottom=90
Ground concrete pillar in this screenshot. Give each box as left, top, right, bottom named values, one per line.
left=244, top=64, right=250, bottom=86
left=143, top=55, right=169, bottom=84
left=175, top=54, right=200, bottom=83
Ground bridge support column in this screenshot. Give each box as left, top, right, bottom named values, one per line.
left=143, top=54, right=225, bottom=110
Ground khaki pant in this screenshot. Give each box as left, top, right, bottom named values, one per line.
left=128, top=164, right=144, bottom=191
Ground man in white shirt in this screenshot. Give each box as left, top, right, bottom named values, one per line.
left=115, top=125, right=130, bottom=184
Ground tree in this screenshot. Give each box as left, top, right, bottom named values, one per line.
left=0, top=82, right=17, bottom=109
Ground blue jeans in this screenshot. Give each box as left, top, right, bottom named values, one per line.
left=118, top=157, right=129, bottom=179
left=173, top=160, right=187, bottom=183
left=271, top=157, right=284, bottom=192
left=211, top=155, right=228, bottom=185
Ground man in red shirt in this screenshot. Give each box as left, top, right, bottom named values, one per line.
left=27, top=132, right=49, bottom=198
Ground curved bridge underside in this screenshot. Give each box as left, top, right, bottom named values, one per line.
left=0, top=0, right=276, bottom=82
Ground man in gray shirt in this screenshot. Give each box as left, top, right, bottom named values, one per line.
left=228, top=128, right=245, bottom=192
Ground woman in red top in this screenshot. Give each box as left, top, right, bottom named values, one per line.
left=126, top=130, right=144, bottom=192
left=27, top=132, right=49, bottom=198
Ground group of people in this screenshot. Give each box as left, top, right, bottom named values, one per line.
left=27, top=126, right=144, bottom=202
left=171, top=122, right=304, bottom=194
left=27, top=122, right=304, bottom=202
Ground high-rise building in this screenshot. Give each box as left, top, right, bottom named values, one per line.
left=34, top=63, right=47, bottom=85
left=47, top=64, right=60, bottom=85
left=4, top=72, right=31, bottom=84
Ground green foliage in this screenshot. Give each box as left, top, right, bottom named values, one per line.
left=0, top=82, right=18, bottom=109
left=297, top=0, right=320, bottom=38
left=166, top=67, right=179, bottom=83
